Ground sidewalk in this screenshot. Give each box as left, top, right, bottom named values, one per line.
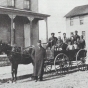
left=0, top=63, right=33, bottom=80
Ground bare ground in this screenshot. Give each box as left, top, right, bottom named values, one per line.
left=0, top=70, right=88, bottom=88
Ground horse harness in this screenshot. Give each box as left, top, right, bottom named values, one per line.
left=10, top=46, right=32, bottom=59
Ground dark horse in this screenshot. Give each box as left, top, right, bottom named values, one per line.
left=0, top=42, right=34, bottom=82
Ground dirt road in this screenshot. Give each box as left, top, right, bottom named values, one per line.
left=0, top=70, right=88, bottom=88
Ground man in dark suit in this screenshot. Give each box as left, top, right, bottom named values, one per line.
left=74, top=30, right=80, bottom=41
left=48, top=33, right=58, bottom=49
left=33, top=40, right=46, bottom=82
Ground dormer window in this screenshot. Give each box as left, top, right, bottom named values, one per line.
left=7, top=0, right=15, bottom=7
left=24, top=0, right=30, bottom=10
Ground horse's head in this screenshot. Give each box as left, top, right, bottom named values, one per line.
left=0, top=42, right=12, bottom=55
left=23, top=45, right=35, bottom=55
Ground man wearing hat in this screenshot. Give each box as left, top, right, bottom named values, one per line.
left=33, top=40, right=46, bottom=82
left=74, top=30, right=80, bottom=41
left=48, top=33, right=58, bottom=48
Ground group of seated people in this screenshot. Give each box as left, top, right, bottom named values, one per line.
left=47, top=30, right=86, bottom=51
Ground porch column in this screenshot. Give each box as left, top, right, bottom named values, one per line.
left=27, top=17, right=34, bottom=45
left=44, top=18, right=48, bottom=42
left=8, top=15, right=16, bottom=46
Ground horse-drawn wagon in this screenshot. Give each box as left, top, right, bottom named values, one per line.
left=0, top=41, right=87, bottom=82
left=44, top=45, right=87, bottom=73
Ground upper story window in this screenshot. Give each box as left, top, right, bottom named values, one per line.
left=82, top=31, right=85, bottom=36
left=79, top=16, right=84, bottom=25
left=70, top=18, right=73, bottom=26
left=24, top=0, right=31, bottom=10
left=7, top=0, right=15, bottom=7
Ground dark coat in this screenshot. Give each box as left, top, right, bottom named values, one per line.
left=48, top=37, right=58, bottom=48
left=74, top=34, right=80, bottom=41
left=80, top=39, right=86, bottom=49
left=33, top=46, right=46, bottom=77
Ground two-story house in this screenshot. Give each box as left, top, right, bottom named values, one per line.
left=65, top=4, right=88, bottom=64
left=0, top=0, right=50, bottom=47
left=65, top=4, right=88, bottom=38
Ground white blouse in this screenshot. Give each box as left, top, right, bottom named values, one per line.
left=67, top=45, right=73, bottom=50
left=73, top=44, right=78, bottom=49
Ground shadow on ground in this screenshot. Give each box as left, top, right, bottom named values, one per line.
left=18, top=68, right=82, bottom=83
left=0, top=66, right=87, bottom=84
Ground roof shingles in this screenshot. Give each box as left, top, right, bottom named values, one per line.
left=65, top=4, right=88, bottom=18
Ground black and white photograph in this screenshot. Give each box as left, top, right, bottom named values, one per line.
left=0, top=0, right=88, bottom=88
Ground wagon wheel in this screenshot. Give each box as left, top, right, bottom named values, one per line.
left=44, top=64, right=52, bottom=73
left=76, top=49, right=87, bottom=70
left=44, top=60, right=52, bottom=73
left=54, top=53, right=69, bottom=74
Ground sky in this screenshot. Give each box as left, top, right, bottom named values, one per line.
left=38, top=0, right=88, bottom=42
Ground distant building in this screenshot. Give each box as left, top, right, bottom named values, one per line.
left=65, top=4, right=88, bottom=38
left=65, top=4, right=88, bottom=63
left=0, top=0, right=50, bottom=47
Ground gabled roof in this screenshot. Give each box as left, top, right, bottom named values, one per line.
left=65, top=4, right=88, bottom=18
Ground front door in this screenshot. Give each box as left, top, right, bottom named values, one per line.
left=24, top=23, right=31, bottom=47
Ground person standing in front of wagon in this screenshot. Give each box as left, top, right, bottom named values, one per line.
left=33, top=40, right=46, bottom=82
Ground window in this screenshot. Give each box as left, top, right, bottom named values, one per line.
left=70, top=18, right=73, bottom=26
left=24, top=0, right=30, bottom=9
left=82, top=31, right=85, bottom=36
left=80, top=19, right=83, bottom=25
left=7, top=0, right=15, bottom=7
left=79, top=16, right=84, bottom=25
